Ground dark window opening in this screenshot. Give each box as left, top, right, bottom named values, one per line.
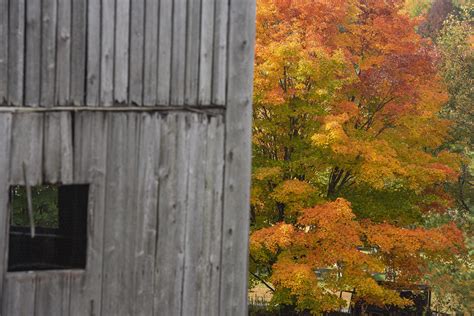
left=8, top=184, right=89, bottom=272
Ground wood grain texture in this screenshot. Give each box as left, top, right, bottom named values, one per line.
left=212, top=0, right=228, bottom=106
left=8, top=0, right=25, bottom=105
left=86, top=0, right=102, bottom=106
left=100, top=113, right=138, bottom=315
left=143, top=0, right=159, bottom=106
left=43, top=112, right=73, bottom=184
left=220, top=0, right=257, bottom=315
left=24, top=0, right=42, bottom=106
left=184, top=0, right=201, bottom=105
left=129, top=0, right=145, bottom=105
left=34, top=272, right=70, bottom=316
left=71, top=112, right=108, bottom=316
left=132, top=113, right=160, bottom=315
left=154, top=113, right=188, bottom=315
left=157, top=0, right=173, bottom=105
left=0, top=0, right=8, bottom=104
left=199, top=0, right=215, bottom=105
left=170, top=0, right=187, bottom=105
left=200, top=116, right=225, bottom=316
left=70, top=0, right=87, bottom=105
left=182, top=115, right=209, bottom=315
left=100, top=0, right=115, bottom=106
left=9, top=113, right=44, bottom=185
left=114, top=0, right=130, bottom=104
left=2, top=273, right=36, bottom=316
left=56, top=0, right=71, bottom=105
left=40, top=0, right=58, bottom=107
left=0, top=113, right=12, bottom=308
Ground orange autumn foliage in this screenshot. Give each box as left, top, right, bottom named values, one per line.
left=250, top=199, right=464, bottom=311
left=251, top=0, right=466, bottom=313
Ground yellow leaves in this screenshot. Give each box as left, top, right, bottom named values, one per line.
left=311, top=114, right=350, bottom=148
left=271, top=179, right=318, bottom=215
left=253, top=166, right=282, bottom=181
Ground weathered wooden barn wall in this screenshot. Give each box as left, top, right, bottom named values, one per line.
left=0, top=0, right=230, bottom=107
left=0, top=112, right=225, bottom=315
left=0, top=0, right=256, bottom=315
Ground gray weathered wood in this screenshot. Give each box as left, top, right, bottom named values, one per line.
left=182, top=115, right=207, bottom=315
left=129, top=0, right=145, bottom=105
left=101, top=113, right=138, bottom=315
left=199, top=0, right=215, bottom=105
left=200, top=116, right=225, bottom=316
left=220, top=0, right=256, bottom=314
left=184, top=0, right=201, bottom=105
left=0, top=114, right=12, bottom=308
left=56, top=0, right=71, bottom=105
left=170, top=0, right=187, bottom=105
left=143, top=0, right=159, bottom=106
left=132, top=113, right=160, bottom=315
left=10, top=113, right=44, bottom=185
left=2, top=273, right=36, bottom=316
left=70, top=0, right=87, bottom=105
left=24, top=0, right=42, bottom=106
left=101, top=0, right=116, bottom=106
left=8, top=0, right=25, bottom=105
left=114, top=0, right=130, bottom=104
left=0, top=0, right=8, bottom=104
left=43, top=113, right=73, bottom=184
left=34, top=272, right=70, bottom=316
left=40, top=0, right=58, bottom=107
left=70, top=113, right=108, bottom=316
left=86, top=0, right=102, bottom=105
left=212, top=0, right=228, bottom=106
left=157, top=0, right=173, bottom=105
left=154, top=114, right=188, bottom=315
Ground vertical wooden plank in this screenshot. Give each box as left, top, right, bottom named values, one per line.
left=129, top=0, right=145, bottom=105
left=56, top=0, right=71, bottom=105
left=0, top=0, right=8, bottom=104
left=70, top=0, right=87, bottom=105
left=212, top=0, right=228, bottom=106
left=220, top=0, right=256, bottom=315
left=182, top=115, right=207, bottom=315
left=43, top=113, right=61, bottom=183
left=154, top=114, right=189, bottom=315
left=170, top=0, right=187, bottom=105
left=101, top=113, right=139, bottom=315
left=143, top=0, right=159, bottom=106
left=43, top=112, right=73, bottom=184
left=184, top=0, right=201, bottom=105
left=24, top=0, right=42, bottom=106
left=9, top=113, right=44, bottom=185
left=70, top=113, right=108, bottom=316
left=198, top=0, right=215, bottom=105
left=86, top=0, right=101, bottom=106
left=40, top=0, right=58, bottom=107
left=34, top=272, right=70, bottom=316
left=114, top=0, right=130, bottom=104
left=101, top=0, right=116, bottom=106
left=2, top=274, right=36, bottom=316
left=157, top=0, right=173, bottom=105
left=8, top=0, right=25, bottom=105
left=132, top=113, right=160, bottom=315
left=0, top=114, right=12, bottom=308
left=200, top=116, right=225, bottom=316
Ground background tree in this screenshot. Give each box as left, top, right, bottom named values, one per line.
left=250, top=0, right=468, bottom=313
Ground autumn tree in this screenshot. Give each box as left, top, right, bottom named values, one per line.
left=250, top=0, right=466, bottom=313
